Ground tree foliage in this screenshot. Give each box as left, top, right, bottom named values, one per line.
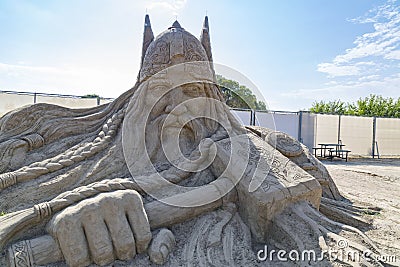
left=81, top=94, right=100, bottom=98
left=310, top=94, right=400, bottom=118
left=216, top=75, right=267, bottom=110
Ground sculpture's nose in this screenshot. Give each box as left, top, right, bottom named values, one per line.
left=165, top=90, right=188, bottom=116
left=164, top=104, right=173, bottom=113
left=171, top=104, right=187, bottom=116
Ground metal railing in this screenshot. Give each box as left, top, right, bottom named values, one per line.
left=0, top=90, right=114, bottom=105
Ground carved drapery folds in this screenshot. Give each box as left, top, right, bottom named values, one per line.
left=20, top=133, right=45, bottom=151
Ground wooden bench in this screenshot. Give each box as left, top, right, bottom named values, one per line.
left=312, top=147, right=323, bottom=157
left=328, top=149, right=351, bottom=162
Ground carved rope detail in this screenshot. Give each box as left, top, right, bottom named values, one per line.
left=21, top=133, right=45, bottom=151
left=45, top=178, right=141, bottom=215
left=0, top=106, right=126, bottom=192
left=7, top=240, right=34, bottom=267
left=34, top=202, right=52, bottom=220
left=0, top=172, right=17, bottom=190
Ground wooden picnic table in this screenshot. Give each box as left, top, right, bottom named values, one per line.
left=313, top=143, right=350, bottom=161
left=315, top=143, right=345, bottom=157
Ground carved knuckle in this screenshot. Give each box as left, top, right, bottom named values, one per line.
left=138, top=231, right=152, bottom=245
left=67, top=255, right=91, bottom=267
left=124, top=191, right=143, bottom=208
left=48, top=212, right=71, bottom=236
left=117, top=238, right=136, bottom=254
left=125, top=190, right=142, bottom=202
left=79, top=205, right=102, bottom=221
left=92, top=247, right=114, bottom=266
left=101, top=197, right=120, bottom=212
left=136, top=232, right=152, bottom=253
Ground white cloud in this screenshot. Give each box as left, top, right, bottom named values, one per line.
left=282, top=74, right=400, bottom=103
left=317, top=63, right=360, bottom=77
left=385, top=49, right=400, bottom=59
left=358, top=74, right=380, bottom=81
left=318, top=0, right=400, bottom=77
left=293, top=0, right=400, bottom=111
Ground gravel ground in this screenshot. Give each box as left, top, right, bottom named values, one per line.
left=324, top=158, right=400, bottom=265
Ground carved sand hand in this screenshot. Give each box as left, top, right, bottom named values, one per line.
left=148, top=228, right=176, bottom=265
left=46, top=190, right=151, bottom=267
left=6, top=178, right=233, bottom=266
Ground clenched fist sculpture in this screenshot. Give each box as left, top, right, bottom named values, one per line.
left=47, top=190, right=152, bottom=266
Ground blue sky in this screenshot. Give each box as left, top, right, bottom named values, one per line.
left=0, top=0, right=399, bottom=111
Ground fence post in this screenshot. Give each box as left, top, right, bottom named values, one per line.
left=250, top=109, right=256, bottom=126
left=298, top=111, right=303, bottom=142
left=337, top=115, right=341, bottom=143
left=372, top=117, right=377, bottom=158
left=97, top=97, right=100, bottom=106
left=33, top=92, right=37, bottom=104
left=249, top=110, right=252, bottom=125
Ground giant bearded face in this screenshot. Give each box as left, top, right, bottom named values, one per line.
left=122, top=22, right=242, bottom=175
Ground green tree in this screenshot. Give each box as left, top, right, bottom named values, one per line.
left=216, top=75, right=267, bottom=110
left=309, top=94, right=400, bottom=118
left=81, top=94, right=100, bottom=98
left=310, top=100, right=346, bottom=115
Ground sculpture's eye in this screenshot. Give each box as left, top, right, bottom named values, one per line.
left=182, top=85, right=200, bottom=97
left=150, top=85, right=170, bottom=98
left=153, top=85, right=168, bottom=92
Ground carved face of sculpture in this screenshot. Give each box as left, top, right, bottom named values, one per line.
left=147, top=82, right=209, bottom=160
left=124, top=70, right=223, bottom=172
left=123, top=23, right=235, bottom=172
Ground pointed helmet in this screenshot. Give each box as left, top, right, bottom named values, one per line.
left=138, top=16, right=213, bottom=82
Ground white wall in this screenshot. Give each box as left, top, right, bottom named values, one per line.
left=300, top=113, right=317, bottom=150
left=0, top=93, right=34, bottom=116
left=231, top=110, right=251, bottom=125
left=0, top=93, right=110, bottom=116
left=100, top=99, right=113, bottom=105
left=36, top=96, right=98, bottom=108
left=315, top=114, right=340, bottom=145
left=340, top=116, right=373, bottom=156
left=255, top=112, right=299, bottom=139
left=376, top=118, right=400, bottom=156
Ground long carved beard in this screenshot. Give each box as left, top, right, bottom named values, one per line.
left=123, top=81, right=244, bottom=175
left=145, top=114, right=214, bottom=168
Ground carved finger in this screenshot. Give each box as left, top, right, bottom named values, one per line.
left=103, top=207, right=136, bottom=260
left=123, top=190, right=152, bottom=254
left=148, top=228, right=176, bottom=265
left=82, top=212, right=114, bottom=266
left=55, top=217, right=90, bottom=267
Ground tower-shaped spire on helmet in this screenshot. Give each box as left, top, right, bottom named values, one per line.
left=140, top=14, right=154, bottom=67
left=200, top=16, right=213, bottom=62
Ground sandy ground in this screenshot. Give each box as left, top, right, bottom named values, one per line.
left=324, top=158, right=400, bottom=265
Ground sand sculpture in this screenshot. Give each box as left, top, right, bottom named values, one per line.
left=0, top=15, right=382, bottom=266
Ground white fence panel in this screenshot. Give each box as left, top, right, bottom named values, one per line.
left=0, top=93, right=34, bottom=116
left=255, top=111, right=274, bottom=129
left=36, top=96, right=98, bottom=109
left=376, top=118, right=400, bottom=156
left=100, top=99, right=113, bottom=105
left=340, top=116, right=373, bottom=156
left=315, top=114, right=340, bottom=145
left=300, top=113, right=317, bottom=150
left=230, top=110, right=251, bottom=125
left=256, top=112, right=299, bottom=138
